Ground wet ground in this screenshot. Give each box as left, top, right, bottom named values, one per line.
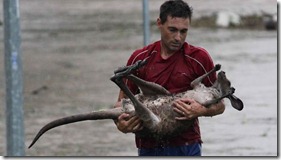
left=0, top=0, right=277, bottom=156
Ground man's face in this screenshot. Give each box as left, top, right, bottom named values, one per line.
left=157, top=15, right=190, bottom=53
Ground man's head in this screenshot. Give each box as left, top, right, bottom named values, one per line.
left=157, top=0, right=193, bottom=54
left=159, top=0, right=193, bottom=24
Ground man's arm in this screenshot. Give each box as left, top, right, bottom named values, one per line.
left=173, top=98, right=225, bottom=120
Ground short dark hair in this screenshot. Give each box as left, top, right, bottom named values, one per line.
left=159, top=0, right=193, bottom=24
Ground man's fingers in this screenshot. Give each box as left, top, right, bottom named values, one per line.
left=175, top=117, right=188, bottom=120
left=118, top=113, right=129, bottom=121
left=173, top=100, right=197, bottom=120
left=173, top=100, right=190, bottom=112
left=132, top=122, right=143, bottom=132
left=173, top=100, right=183, bottom=110
left=173, top=107, right=185, bottom=116
left=128, top=116, right=141, bottom=126
left=121, top=115, right=142, bottom=132
left=179, top=98, right=194, bottom=104
left=175, top=116, right=193, bottom=121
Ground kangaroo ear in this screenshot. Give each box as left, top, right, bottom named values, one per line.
left=228, top=94, right=244, bottom=111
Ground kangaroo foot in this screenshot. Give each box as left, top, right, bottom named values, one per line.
left=111, top=59, right=147, bottom=82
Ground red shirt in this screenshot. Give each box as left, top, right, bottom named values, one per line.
left=125, top=41, right=216, bottom=148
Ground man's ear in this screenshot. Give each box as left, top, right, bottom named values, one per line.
left=157, top=18, right=162, bottom=28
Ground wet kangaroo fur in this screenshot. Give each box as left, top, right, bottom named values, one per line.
left=29, top=60, right=243, bottom=148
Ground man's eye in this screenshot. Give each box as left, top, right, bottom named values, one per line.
left=169, top=28, right=177, bottom=32
left=180, top=30, right=187, bottom=34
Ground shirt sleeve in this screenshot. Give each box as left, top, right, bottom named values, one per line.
left=192, top=48, right=216, bottom=87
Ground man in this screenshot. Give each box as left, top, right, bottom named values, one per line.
left=114, top=0, right=225, bottom=156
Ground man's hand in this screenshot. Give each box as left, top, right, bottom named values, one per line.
left=114, top=101, right=143, bottom=133
left=116, top=113, right=143, bottom=133
left=173, top=98, right=225, bottom=120
left=173, top=98, right=207, bottom=120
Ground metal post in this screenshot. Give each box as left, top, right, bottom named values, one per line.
left=142, top=0, right=150, bottom=46
left=3, top=0, right=25, bottom=156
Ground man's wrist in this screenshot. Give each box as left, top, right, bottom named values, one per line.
left=198, top=105, right=208, bottom=117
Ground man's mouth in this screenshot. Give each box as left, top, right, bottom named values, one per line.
left=171, top=43, right=181, bottom=48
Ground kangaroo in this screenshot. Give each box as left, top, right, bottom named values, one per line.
left=28, top=60, right=243, bottom=148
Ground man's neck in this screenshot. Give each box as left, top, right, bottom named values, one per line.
left=160, top=44, right=176, bottom=60
left=161, top=52, right=174, bottom=59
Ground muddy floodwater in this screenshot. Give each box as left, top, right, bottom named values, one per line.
left=0, top=0, right=277, bottom=156
left=189, top=29, right=277, bottom=156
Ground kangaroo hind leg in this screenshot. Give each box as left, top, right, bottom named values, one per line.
left=127, top=75, right=171, bottom=96
left=110, top=60, right=160, bottom=129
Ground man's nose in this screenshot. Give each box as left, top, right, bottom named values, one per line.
left=174, top=32, right=181, bottom=41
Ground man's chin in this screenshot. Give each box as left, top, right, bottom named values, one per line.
left=170, top=46, right=181, bottom=51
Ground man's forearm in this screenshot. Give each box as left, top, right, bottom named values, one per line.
left=201, top=101, right=225, bottom=117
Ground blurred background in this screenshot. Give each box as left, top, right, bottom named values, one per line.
left=0, top=0, right=277, bottom=156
